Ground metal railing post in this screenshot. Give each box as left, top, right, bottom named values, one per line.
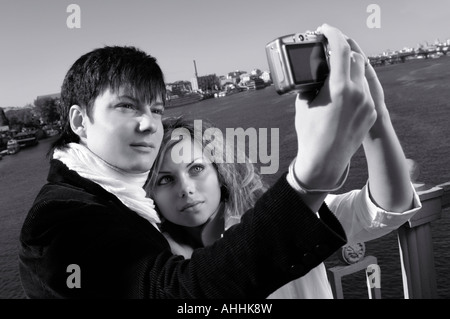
left=398, top=183, right=444, bottom=298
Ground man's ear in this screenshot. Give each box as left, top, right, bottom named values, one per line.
left=69, top=105, right=87, bottom=139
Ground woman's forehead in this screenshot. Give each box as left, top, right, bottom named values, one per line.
left=162, top=139, right=214, bottom=166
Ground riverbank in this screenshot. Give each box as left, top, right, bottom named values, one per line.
left=0, top=136, right=55, bottom=298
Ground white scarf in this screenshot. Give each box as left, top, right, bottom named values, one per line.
left=53, top=143, right=161, bottom=229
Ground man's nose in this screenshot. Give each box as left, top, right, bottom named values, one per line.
left=138, top=111, right=158, bottom=133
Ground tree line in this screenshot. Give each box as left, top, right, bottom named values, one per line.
left=1, top=96, right=61, bottom=132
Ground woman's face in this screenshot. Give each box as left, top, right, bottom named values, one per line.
left=152, top=138, right=222, bottom=227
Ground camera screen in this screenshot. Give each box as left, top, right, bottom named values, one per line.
left=286, top=43, right=329, bottom=84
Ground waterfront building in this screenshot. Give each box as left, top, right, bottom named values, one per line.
left=190, top=77, right=199, bottom=92
left=260, top=71, right=271, bottom=83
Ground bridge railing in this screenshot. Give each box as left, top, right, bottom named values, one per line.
left=398, top=181, right=450, bottom=299
left=327, top=176, right=450, bottom=299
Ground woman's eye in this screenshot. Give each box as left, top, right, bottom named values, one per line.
left=157, top=175, right=173, bottom=186
left=190, top=164, right=204, bottom=175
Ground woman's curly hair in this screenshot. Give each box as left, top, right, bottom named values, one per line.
left=145, top=116, right=267, bottom=230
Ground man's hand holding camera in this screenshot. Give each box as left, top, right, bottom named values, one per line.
left=293, top=24, right=377, bottom=197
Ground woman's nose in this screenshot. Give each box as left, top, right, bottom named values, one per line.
left=178, top=176, right=195, bottom=198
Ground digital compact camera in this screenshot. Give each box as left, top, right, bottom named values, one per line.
left=265, top=31, right=330, bottom=95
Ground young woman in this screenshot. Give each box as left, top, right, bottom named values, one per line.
left=146, top=117, right=267, bottom=253
left=146, top=114, right=421, bottom=299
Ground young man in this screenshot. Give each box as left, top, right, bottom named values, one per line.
left=19, top=25, right=412, bottom=298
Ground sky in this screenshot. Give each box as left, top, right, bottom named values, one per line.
left=1, top=0, right=449, bottom=107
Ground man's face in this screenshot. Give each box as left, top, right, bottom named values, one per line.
left=81, top=87, right=164, bottom=173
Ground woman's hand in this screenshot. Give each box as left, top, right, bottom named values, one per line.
left=346, top=37, right=390, bottom=136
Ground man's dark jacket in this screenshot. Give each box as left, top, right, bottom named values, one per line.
left=19, top=159, right=346, bottom=298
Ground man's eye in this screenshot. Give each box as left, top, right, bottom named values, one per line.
left=118, top=103, right=136, bottom=110
left=152, top=108, right=165, bottom=115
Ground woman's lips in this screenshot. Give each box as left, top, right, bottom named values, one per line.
left=180, top=201, right=204, bottom=212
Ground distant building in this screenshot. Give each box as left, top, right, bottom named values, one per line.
left=260, top=71, right=271, bottom=83
left=250, top=69, right=262, bottom=76
left=166, top=81, right=192, bottom=96
left=36, top=93, right=60, bottom=103
left=240, top=73, right=260, bottom=83
left=240, top=73, right=251, bottom=83
left=219, top=76, right=232, bottom=87
left=190, top=77, right=199, bottom=91
left=226, top=70, right=246, bottom=84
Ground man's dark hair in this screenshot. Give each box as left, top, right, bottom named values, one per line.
left=51, top=45, right=166, bottom=152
